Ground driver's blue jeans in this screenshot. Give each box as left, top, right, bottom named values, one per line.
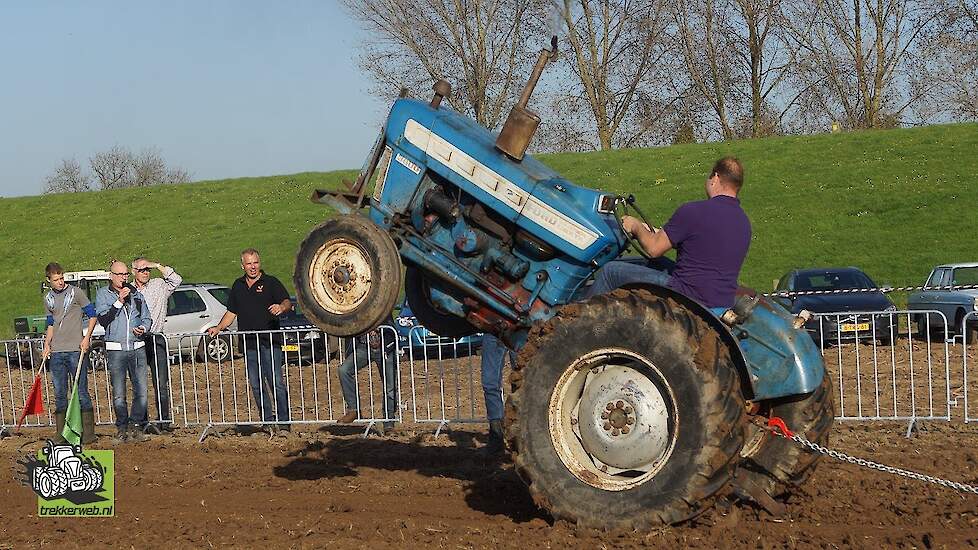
left=587, top=260, right=671, bottom=298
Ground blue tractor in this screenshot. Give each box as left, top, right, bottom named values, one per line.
left=294, top=40, right=833, bottom=529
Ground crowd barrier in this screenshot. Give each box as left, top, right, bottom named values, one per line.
left=811, top=310, right=954, bottom=432
left=3, top=309, right=976, bottom=440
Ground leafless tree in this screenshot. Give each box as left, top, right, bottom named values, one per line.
left=913, top=0, right=978, bottom=121
left=731, top=0, right=798, bottom=137
left=346, top=0, right=544, bottom=129
left=784, top=0, right=942, bottom=130
left=674, top=0, right=743, bottom=140
left=132, top=148, right=167, bottom=187
left=43, top=158, right=92, bottom=194
left=554, top=0, right=675, bottom=149
left=89, top=146, right=134, bottom=190
left=163, top=167, right=193, bottom=185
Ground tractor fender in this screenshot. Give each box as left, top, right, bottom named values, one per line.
left=620, top=282, right=756, bottom=400
left=620, top=282, right=825, bottom=402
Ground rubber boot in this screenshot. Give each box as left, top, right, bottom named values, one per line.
left=81, top=410, right=97, bottom=445
left=53, top=412, right=67, bottom=444
left=485, top=419, right=505, bottom=456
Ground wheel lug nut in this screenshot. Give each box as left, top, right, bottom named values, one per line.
left=616, top=400, right=624, bottom=408
left=600, top=412, right=609, bottom=420
left=621, top=425, right=630, bottom=434
left=624, top=406, right=632, bottom=414
left=612, top=429, right=620, bottom=436
left=626, top=418, right=634, bottom=425
left=603, top=422, right=612, bottom=431
left=570, top=417, right=578, bottom=425
left=606, top=403, right=614, bottom=411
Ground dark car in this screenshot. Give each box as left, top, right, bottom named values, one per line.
left=774, top=267, right=898, bottom=345
left=278, top=298, right=341, bottom=365
left=393, top=299, right=483, bottom=358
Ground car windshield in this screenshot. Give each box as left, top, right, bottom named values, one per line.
left=952, top=267, right=978, bottom=286
left=795, top=270, right=875, bottom=291
left=207, top=288, right=230, bottom=307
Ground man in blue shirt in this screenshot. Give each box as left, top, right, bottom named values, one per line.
left=96, top=260, right=153, bottom=442
left=588, top=156, right=752, bottom=309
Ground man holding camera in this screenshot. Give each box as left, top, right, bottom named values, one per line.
left=95, top=260, right=152, bottom=442
left=131, top=257, right=182, bottom=433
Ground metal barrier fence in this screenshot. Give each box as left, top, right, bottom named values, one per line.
left=812, top=310, right=954, bottom=430
left=404, top=325, right=486, bottom=435
left=962, top=312, right=978, bottom=423
left=0, top=325, right=489, bottom=440
left=4, top=310, right=975, bottom=439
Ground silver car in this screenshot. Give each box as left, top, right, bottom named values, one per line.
left=908, top=263, right=978, bottom=338
left=162, top=283, right=237, bottom=362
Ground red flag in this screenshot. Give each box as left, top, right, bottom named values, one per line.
left=17, top=374, right=45, bottom=429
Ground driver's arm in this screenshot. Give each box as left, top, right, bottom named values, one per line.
left=623, top=216, right=673, bottom=258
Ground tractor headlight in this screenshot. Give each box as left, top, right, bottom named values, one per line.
left=597, top=194, right=616, bottom=214
left=884, top=305, right=897, bottom=312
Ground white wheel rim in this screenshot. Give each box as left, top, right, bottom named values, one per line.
left=207, top=338, right=228, bottom=360
left=549, top=348, right=678, bottom=491
left=308, top=239, right=373, bottom=315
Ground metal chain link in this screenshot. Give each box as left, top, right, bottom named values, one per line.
left=764, top=283, right=978, bottom=298
left=785, top=432, right=978, bottom=495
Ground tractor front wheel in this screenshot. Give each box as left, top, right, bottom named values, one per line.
left=404, top=267, right=477, bottom=338
left=294, top=215, right=402, bottom=337
left=506, top=288, right=746, bottom=530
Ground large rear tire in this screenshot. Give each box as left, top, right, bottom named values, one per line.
left=734, top=374, right=833, bottom=504
left=294, top=215, right=402, bottom=337
left=506, top=288, right=747, bottom=530
left=404, top=267, right=477, bottom=338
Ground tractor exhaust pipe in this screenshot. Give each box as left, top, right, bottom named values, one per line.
left=495, top=36, right=558, bottom=162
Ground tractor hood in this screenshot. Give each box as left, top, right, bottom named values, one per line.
left=385, top=98, right=625, bottom=265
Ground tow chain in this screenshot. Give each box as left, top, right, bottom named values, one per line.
left=763, top=283, right=978, bottom=298
left=756, top=417, right=978, bottom=495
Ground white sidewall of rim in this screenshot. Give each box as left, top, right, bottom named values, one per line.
left=548, top=347, right=679, bottom=492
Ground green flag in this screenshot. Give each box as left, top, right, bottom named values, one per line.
left=62, top=379, right=83, bottom=446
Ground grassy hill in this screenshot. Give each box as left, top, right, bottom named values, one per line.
left=2, top=123, right=976, bottom=338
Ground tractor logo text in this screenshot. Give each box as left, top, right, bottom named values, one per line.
left=18, top=441, right=114, bottom=517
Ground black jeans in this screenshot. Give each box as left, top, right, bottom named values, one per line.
left=144, top=334, right=172, bottom=424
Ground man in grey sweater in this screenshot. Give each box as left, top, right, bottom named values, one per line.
left=132, top=257, right=182, bottom=433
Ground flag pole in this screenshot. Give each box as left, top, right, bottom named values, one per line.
left=61, top=327, right=91, bottom=446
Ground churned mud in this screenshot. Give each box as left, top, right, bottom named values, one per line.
left=2, top=420, right=978, bottom=549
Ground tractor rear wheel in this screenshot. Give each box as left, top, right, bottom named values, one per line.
left=506, top=288, right=746, bottom=530
left=404, top=267, right=477, bottom=338
left=294, top=215, right=402, bottom=337
left=734, top=373, right=833, bottom=507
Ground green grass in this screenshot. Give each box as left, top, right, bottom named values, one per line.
left=2, top=123, right=976, bottom=338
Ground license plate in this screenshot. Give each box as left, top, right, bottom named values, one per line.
left=840, top=323, right=870, bottom=332
left=281, top=344, right=299, bottom=352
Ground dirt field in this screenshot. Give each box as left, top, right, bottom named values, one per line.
left=3, top=419, right=978, bottom=549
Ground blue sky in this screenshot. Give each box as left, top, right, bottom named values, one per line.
left=0, top=1, right=387, bottom=197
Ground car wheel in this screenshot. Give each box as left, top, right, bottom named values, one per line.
left=197, top=335, right=232, bottom=363
left=88, top=344, right=107, bottom=372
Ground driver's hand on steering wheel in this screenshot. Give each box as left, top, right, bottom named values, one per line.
left=622, top=215, right=653, bottom=237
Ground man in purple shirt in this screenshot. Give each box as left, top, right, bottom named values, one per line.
left=588, top=156, right=751, bottom=309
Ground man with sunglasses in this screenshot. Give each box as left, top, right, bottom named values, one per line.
left=586, top=156, right=751, bottom=311
left=131, top=257, right=182, bottom=434
left=95, top=260, right=152, bottom=442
